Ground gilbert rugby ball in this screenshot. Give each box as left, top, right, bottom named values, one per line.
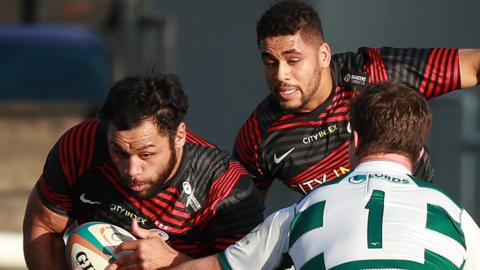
left=66, top=222, right=136, bottom=270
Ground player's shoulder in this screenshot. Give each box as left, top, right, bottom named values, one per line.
left=185, top=129, right=239, bottom=172
left=63, top=118, right=103, bottom=136
left=410, top=175, right=463, bottom=210
left=55, top=118, right=105, bottom=150
left=295, top=172, right=352, bottom=209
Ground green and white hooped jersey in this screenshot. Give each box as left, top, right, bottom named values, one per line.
left=220, top=161, right=480, bottom=270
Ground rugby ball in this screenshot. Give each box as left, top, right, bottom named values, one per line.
left=66, top=222, right=136, bottom=270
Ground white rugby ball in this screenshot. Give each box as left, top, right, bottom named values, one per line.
left=66, top=222, right=136, bottom=270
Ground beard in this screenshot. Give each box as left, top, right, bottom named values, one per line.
left=276, top=62, right=322, bottom=112
left=124, top=140, right=178, bottom=200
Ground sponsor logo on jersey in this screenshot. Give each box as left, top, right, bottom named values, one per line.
left=302, top=124, right=338, bottom=145
left=344, top=72, right=367, bottom=86
left=348, top=173, right=410, bottom=184
left=348, top=174, right=367, bottom=184
left=291, top=177, right=327, bottom=194
left=273, top=147, right=295, bottom=164
left=291, top=166, right=350, bottom=194
left=79, top=193, right=101, bottom=205
left=183, top=181, right=201, bottom=212
left=370, top=173, right=410, bottom=184
left=109, top=204, right=147, bottom=225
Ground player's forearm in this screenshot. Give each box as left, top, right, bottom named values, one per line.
left=23, top=232, right=68, bottom=270
left=23, top=189, right=70, bottom=269
left=459, top=49, right=480, bottom=88
left=167, top=254, right=222, bottom=270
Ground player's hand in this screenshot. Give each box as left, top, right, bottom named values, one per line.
left=130, top=219, right=163, bottom=240
left=106, top=220, right=189, bottom=270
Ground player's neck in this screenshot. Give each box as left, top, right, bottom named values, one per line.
left=357, top=153, right=413, bottom=172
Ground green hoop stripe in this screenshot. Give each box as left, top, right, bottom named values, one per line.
left=322, top=250, right=461, bottom=270
left=426, top=204, right=465, bottom=248
left=289, top=201, right=326, bottom=248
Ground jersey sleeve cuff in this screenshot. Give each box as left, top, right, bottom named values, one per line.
left=218, top=252, right=233, bottom=270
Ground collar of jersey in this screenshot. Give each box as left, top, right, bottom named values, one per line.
left=353, top=160, right=411, bottom=175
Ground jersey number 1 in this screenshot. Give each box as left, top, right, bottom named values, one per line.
left=365, top=190, right=385, bottom=249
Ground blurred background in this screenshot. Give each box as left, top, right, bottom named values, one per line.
left=0, top=0, right=479, bottom=269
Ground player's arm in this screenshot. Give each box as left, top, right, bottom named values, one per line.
left=214, top=205, right=294, bottom=269
left=166, top=254, right=222, bottom=270
left=23, top=188, right=70, bottom=270
left=233, top=111, right=275, bottom=201
left=203, top=171, right=265, bottom=254
left=459, top=49, right=480, bottom=89
left=460, top=210, right=480, bottom=270
left=169, top=206, right=294, bottom=270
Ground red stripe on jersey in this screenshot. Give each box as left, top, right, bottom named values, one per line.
left=212, top=232, right=246, bottom=251
left=75, top=123, right=84, bottom=174
left=268, top=114, right=348, bottom=131
left=78, top=121, right=90, bottom=175
left=434, top=49, right=449, bottom=97
left=186, top=130, right=214, bottom=148
left=290, top=141, right=349, bottom=183
left=443, top=49, right=455, bottom=94
left=235, top=110, right=262, bottom=173
left=62, top=129, right=76, bottom=186
left=301, top=148, right=350, bottom=182
left=267, top=120, right=324, bottom=131
left=75, top=119, right=93, bottom=175
left=193, top=162, right=245, bottom=227
left=156, top=191, right=186, bottom=210
left=426, top=48, right=445, bottom=98
left=441, top=49, right=460, bottom=95
left=142, top=199, right=190, bottom=228
left=57, top=119, right=101, bottom=186
left=87, top=120, right=100, bottom=170
left=78, top=119, right=100, bottom=174
left=278, top=114, right=302, bottom=122
left=420, top=48, right=440, bottom=98
left=269, top=88, right=351, bottom=131
left=452, top=50, right=460, bottom=90
left=67, top=125, right=77, bottom=184
left=323, top=115, right=349, bottom=124
left=143, top=191, right=193, bottom=226
left=366, top=48, right=388, bottom=82
left=38, top=175, right=73, bottom=211
left=58, top=136, right=71, bottom=186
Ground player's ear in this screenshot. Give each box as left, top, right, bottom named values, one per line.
left=348, top=130, right=360, bottom=168
left=318, top=41, right=331, bottom=68
left=417, top=147, right=425, bottom=161
left=174, top=122, right=187, bottom=148
left=353, top=130, right=360, bottom=150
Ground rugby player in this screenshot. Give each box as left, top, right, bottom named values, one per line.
left=22, top=73, right=264, bottom=269
left=234, top=0, right=480, bottom=197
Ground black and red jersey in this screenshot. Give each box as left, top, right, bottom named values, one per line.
left=36, top=119, right=264, bottom=257
left=234, top=47, right=460, bottom=194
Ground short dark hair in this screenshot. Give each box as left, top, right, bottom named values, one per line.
left=99, top=73, right=189, bottom=135
left=349, top=81, right=432, bottom=164
left=256, top=0, right=324, bottom=46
